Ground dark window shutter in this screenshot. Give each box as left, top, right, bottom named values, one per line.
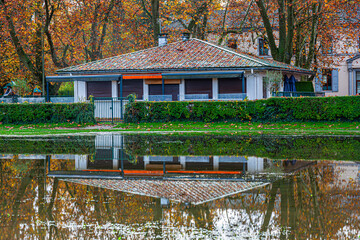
left=332, top=69, right=339, bottom=92
left=185, top=78, right=212, bottom=98
left=218, top=77, right=246, bottom=94
left=149, top=84, right=179, bottom=101
left=120, top=79, right=143, bottom=99
left=87, top=81, right=112, bottom=98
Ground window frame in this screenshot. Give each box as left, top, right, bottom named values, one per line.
left=258, top=38, right=269, bottom=56
left=322, top=69, right=332, bottom=91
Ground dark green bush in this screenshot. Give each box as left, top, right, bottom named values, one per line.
left=295, top=81, right=314, bottom=92
left=124, top=96, right=360, bottom=123
left=0, top=102, right=95, bottom=124
left=0, top=136, right=95, bottom=154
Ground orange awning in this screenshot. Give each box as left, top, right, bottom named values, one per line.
left=122, top=74, right=162, bottom=80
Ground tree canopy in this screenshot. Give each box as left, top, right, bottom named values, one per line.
left=0, top=0, right=359, bottom=91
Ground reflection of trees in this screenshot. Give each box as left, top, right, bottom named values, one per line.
left=1, top=159, right=359, bottom=238
left=258, top=162, right=360, bottom=239
left=161, top=161, right=360, bottom=239
left=0, top=158, right=156, bottom=239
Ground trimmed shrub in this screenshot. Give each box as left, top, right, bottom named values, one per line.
left=124, top=96, right=360, bottom=123
left=0, top=102, right=95, bottom=124
left=295, top=81, right=314, bottom=92
left=0, top=136, right=95, bottom=154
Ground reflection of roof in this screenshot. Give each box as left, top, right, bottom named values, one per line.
left=57, top=39, right=312, bottom=74
left=62, top=178, right=268, bottom=205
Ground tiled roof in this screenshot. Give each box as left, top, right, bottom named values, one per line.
left=62, top=178, right=268, bottom=205
left=57, top=39, right=312, bottom=74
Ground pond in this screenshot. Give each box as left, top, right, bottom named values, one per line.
left=0, top=134, right=359, bottom=239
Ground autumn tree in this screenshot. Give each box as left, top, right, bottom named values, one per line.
left=0, top=0, right=45, bottom=88
left=162, top=0, right=221, bottom=40
left=0, top=0, right=130, bottom=91
left=219, top=0, right=360, bottom=71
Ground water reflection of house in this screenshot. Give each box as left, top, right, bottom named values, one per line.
left=73, top=134, right=270, bottom=175
left=328, top=161, right=360, bottom=186
left=60, top=178, right=269, bottom=205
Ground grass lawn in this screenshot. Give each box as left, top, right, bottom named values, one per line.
left=0, top=121, right=359, bottom=136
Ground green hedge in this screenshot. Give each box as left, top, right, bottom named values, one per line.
left=295, top=81, right=314, bottom=92
left=0, top=136, right=95, bottom=154
left=124, top=96, right=360, bottom=122
left=124, top=135, right=360, bottom=161
left=0, top=102, right=95, bottom=124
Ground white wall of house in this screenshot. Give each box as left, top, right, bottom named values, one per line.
left=247, top=157, right=265, bottom=173
left=143, top=80, right=149, bottom=100
left=321, top=56, right=360, bottom=97
left=212, top=78, right=218, bottom=100
left=246, top=72, right=263, bottom=100
left=74, top=80, right=87, bottom=102
left=75, top=155, right=88, bottom=170
left=179, top=79, right=185, bottom=100
left=112, top=81, right=118, bottom=97
left=324, top=62, right=349, bottom=97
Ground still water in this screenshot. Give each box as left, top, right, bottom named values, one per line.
left=0, top=134, right=359, bottom=239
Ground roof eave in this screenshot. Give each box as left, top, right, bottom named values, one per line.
left=56, top=66, right=313, bottom=75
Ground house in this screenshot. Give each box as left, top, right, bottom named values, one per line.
left=47, top=33, right=313, bottom=102
left=313, top=39, right=360, bottom=96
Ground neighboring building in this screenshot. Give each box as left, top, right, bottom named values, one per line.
left=216, top=33, right=360, bottom=97
left=314, top=39, right=360, bottom=96
left=47, top=34, right=312, bottom=102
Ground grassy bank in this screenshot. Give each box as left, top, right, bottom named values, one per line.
left=0, top=121, right=359, bottom=136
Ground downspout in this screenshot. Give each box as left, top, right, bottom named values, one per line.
left=242, top=73, right=245, bottom=94
left=162, top=77, right=164, bottom=96
left=119, top=75, right=123, bottom=98
left=347, top=61, right=353, bottom=95
left=46, top=82, right=50, bottom=102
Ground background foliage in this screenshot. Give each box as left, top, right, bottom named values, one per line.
left=0, top=0, right=359, bottom=91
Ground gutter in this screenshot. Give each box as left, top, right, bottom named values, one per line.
left=56, top=67, right=313, bottom=76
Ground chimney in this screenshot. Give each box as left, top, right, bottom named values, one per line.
left=158, top=33, right=168, bottom=47
left=181, top=32, right=190, bottom=41
left=227, top=38, right=237, bottom=50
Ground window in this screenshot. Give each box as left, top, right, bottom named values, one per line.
left=259, top=38, right=269, bottom=56
left=322, top=69, right=332, bottom=91
left=321, top=37, right=333, bottom=54
left=86, top=81, right=112, bottom=98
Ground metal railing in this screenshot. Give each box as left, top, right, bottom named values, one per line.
left=184, top=94, right=209, bottom=100
left=272, top=92, right=325, bottom=97
left=218, top=93, right=247, bottom=100
left=93, top=97, right=127, bottom=122
left=144, top=93, right=248, bottom=102
left=0, top=95, right=74, bottom=103
left=148, top=95, right=173, bottom=101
